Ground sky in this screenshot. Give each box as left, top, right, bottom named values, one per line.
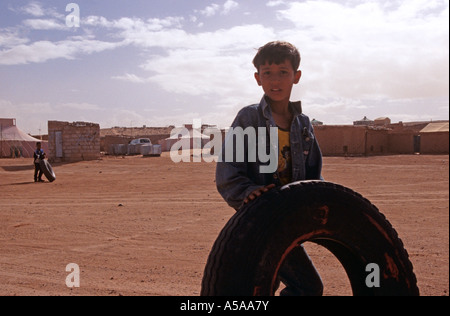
left=0, top=0, right=448, bottom=135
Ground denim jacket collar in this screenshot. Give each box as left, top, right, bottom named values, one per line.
left=215, top=96, right=323, bottom=210
left=261, top=95, right=303, bottom=122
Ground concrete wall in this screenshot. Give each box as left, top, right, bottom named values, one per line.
left=388, top=132, right=416, bottom=154
left=366, top=129, right=389, bottom=155
left=314, top=126, right=366, bottom=156
left=315, top=125, right=420, bottom=156
left=420, top=132, right=449, bottom=154
left=48, top=121, right=100, bottom=162
left=101, top=134, right=170, bottom=154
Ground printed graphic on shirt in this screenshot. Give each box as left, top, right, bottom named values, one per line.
left=277, top=128, right=292, bottom=185
left=34, top=149, right=44, bottom=164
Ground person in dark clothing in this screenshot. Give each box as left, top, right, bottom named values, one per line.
left=33, top=142, right=46, bottom=182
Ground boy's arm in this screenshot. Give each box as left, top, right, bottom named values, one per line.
left=216, top=161, right=266, bottom=211
left=216, top=107, right=265, bottom=211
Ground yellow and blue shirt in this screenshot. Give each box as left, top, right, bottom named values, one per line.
left=277, top=128, right=292, bottom=185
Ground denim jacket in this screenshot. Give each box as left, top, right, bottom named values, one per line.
left=216, top=96, right=323, bottom=210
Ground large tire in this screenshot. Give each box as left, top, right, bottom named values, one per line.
left=201, top=181, right=419, bottom=296
left=39, top=159, right=56, bottom=182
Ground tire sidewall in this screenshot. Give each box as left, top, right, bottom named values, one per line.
left=202, top=181, right=419, bottom=296
left=39, top=159, right=56, bottom=182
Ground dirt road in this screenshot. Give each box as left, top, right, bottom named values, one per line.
left=0, top=154, right=448, bottom=296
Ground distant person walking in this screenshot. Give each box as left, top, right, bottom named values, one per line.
left=33, top=142, right=46, bottom=183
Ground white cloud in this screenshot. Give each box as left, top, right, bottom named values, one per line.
left=83, top=15, right=113, bottom=28
left=142, top=49, right=251, bottom=96
left=130, top=24, right=275, bottom=99
left=112, top=73, right=148, bottom=84
left=23, top=18, right=67, bottom=30
left=197, top=0, right=239, bottom=17
left=1, top=0, right=448, bottom=129
left=148, top=16, right=185, bottom=29
left=0, top=99, right=55, bottom=134
left=0, top=41, right=74, bottom=65
left=0, top=29, right=29, bottom=48
left=107, top=16, right=184, bottom=32
left=222, top=0, right=239, bottom=15
left=89, top=14, right=274, bottom=52
left=82, top=2, right=445, bottom=118
left=198, top=4, right=221, bottom=17
left=18, top=1, right=64, bottom=19
left=276, top=0, right=449, bottom=101
left=0, top=38, right=123, bottom=65
left=20, top=1, right=46, bottom=17
left=267, top=0, right=286, bottom=7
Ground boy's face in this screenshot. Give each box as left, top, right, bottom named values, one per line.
left=254, top=59, right=301, bottom=105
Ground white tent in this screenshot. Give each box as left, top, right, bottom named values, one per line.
left=0, top=118, right=48, bottom=158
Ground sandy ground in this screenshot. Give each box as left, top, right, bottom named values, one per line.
left=0, top=154, right=448, bottom=296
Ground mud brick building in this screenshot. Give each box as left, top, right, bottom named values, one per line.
left=48, top=121, right=100, bottom=162
left=314, top=125, right=418, bottom=156
left=314, top=120, right=449, bottom=156
left=419, top=122, right=449, bottom=154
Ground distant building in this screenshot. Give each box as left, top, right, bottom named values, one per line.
left=48, top=121, right=100, bottom=162
left=419, top=122, right=449, bottom=154
left=374, top=117, right=391, bottom=126
left=353, top=116, right=374, bottom=126
left=311, top=119, right=323, bottom=126
left=315, top=125, right=390, bottom=156
left=314, top=120, right=449, bottom=156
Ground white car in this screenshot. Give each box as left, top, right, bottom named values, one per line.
left=129, top=138, right=152, bottom=145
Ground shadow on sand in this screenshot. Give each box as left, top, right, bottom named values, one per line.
left=1, top=165, right=35, bottom=172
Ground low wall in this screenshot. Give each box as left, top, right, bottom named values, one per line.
left=48, top=121, right=100, bottom=162
left=421, top=132, right=449, bottom=154
left=314, top=125, right=421, bottom=156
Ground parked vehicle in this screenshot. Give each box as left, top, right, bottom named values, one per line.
left=129, top=138, right=152, bottom=145
left=128, top=138, right=161, bottom=157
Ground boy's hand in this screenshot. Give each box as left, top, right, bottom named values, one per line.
left=244, top=184, right=276, bottom=204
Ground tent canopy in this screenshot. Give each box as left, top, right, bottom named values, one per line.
left=1, top=125, right=43, bottom=142
left=420, top=122, right=449, bottom=133
left=1, top=118, right=47, bottom=158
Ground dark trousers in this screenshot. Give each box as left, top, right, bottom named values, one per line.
left=34, top=163, right=43, bottom=182
left=278, top=245, right=324, bottom=296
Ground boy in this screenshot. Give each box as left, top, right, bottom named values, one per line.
left=216, top=41, right=323, bottom=296
left=33, top=142, right=46, bottom=183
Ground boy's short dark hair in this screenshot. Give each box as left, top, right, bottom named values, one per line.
left=253, top=41, right=301, bottom=72
left=36, top=142, right=41, bottom=146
